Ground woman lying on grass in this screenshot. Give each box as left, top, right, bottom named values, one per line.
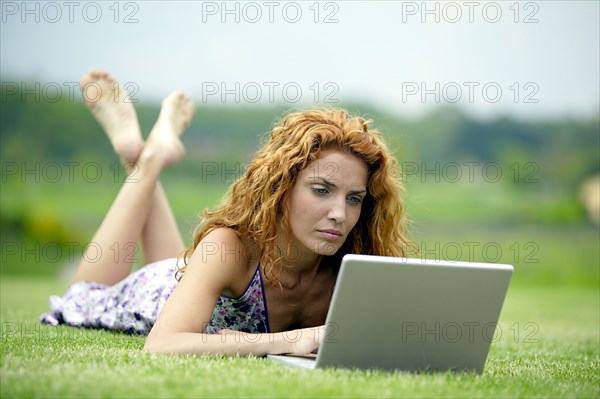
left=41, top=70, right=414, bottom=356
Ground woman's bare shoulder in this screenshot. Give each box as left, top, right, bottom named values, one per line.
left=189, top=227, right=259, bottom=292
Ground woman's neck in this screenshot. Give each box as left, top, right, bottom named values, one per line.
left=274, top=235, right=324, bottom=284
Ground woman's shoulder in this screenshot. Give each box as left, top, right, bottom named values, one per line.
left=200, top=226, right=243, bottom=245
left=191, top=227, right=260, bottom=291
left=198, top=227, right=259, bottom=260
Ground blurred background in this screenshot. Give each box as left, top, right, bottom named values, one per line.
left=1, top=1, right=598, bottom=289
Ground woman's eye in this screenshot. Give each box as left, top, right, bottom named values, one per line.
left=312, top=187, right=328, bottom=195
left=347, top=196, right=362, bottom=205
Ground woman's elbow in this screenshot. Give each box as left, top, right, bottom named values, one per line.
left=142, top=332, right=208, bottom=355
left=142, top=332, right=168, bottom=354
left=142, top=339, right=159, bottom=354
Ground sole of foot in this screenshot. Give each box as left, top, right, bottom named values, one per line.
left=80, top=70, right=144, bottom=164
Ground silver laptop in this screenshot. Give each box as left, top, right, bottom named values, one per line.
left=267, top=254, right=513, bottom=373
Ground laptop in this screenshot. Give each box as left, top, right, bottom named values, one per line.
left=267, top=254, right=513, bottom=373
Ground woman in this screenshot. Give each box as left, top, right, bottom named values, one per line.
left=41, top=71, right=414, bottom=356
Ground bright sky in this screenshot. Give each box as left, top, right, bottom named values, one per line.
left=1, top=1, right=598, bottom=120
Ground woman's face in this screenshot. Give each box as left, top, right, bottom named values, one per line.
left=284, top=148, right=369, bottom=258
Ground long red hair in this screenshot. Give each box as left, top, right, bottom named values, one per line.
left=178, top=109, right=416, bottom=283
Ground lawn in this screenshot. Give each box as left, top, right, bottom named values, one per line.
left=1, top=277, right=598, bottom=398
left=2, top=171, right=599, bottom=397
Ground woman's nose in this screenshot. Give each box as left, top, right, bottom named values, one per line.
left=327, top=196, right=346, bottom=223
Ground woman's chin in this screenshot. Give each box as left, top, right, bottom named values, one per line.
left=310, top=242, right=341, bottom=256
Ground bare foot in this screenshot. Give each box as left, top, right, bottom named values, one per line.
left=80, top=70, right=144, bottom=164
left=142, top=91, right=195, bottom=168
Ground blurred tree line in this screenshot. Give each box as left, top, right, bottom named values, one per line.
left=2, top=85, right=597, bottom=190
left=1, top=83, right=599, bottom=227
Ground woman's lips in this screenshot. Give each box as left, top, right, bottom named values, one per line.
left=318, top=229, right=343, bottom=240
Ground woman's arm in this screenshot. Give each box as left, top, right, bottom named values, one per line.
left=143, top=228, right=323, bottom=356
left=143, top=326, right=324, bottom=356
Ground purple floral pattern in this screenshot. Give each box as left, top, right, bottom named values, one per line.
left=40, top=258, right=269, bottom=335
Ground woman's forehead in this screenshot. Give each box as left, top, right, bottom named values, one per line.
left=301, top=149, right=369, bottom=186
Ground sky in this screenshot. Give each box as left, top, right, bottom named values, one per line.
left=1, top=0, right=599, bottom=120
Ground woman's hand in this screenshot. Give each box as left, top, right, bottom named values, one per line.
left=280, top=325, right=325, bottom=356
left=216, top=326, right=325, bottom=356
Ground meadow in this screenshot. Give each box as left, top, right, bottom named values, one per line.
left=1, top=171, right=598, bottom=398
left=1, top=277, right=597, bottom=397
left=1, top=98, right=598, bottom=397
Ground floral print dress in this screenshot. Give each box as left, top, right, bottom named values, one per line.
left=40, top=258, right=270, bottom=335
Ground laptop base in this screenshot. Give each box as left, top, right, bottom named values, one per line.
left=267, top=354, right=317, bottom=369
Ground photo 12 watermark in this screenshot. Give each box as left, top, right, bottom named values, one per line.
left=181, top=238, right=540, bottom=265
left=1, top=81, right=140, bottom=104
left=197, top=160, right=360, bottom=184
left=401, top=82, right=540, bottom=105
left=200, top=1, right=340, bottom=24
left=1, top=240, right=140, bottom=265
left=200, top=81, right=339, bottom=105
left=1, top=161, right=143, bottom=184
left=400, top=1, right=540, bottom=24
left=400, top=161, right=540, bottom=184
left=196, top=240, right=343, bottom=264
left=1, top=1, right=140, bottom=24
left=205, top=323, right=335, bottom=344
left=411, top=240, right=540, bottom=264
left=399, top=321, right=539, bottom=344
left=1, top=321, right=118, bottom=340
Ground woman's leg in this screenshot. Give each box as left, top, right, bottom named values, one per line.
left=136, top=93, right=193, bottom=264
left=71, top=72, right=194, bottom=286
left=83, top=70, right=187, bottom=270
left=141, top=182, right=186, bottom=264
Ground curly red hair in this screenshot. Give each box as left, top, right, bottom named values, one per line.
left=178, top=109, right=415, bottom=283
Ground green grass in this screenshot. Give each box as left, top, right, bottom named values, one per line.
left=1, top=277, right=598, bottom=398
left=2, top=161, right=599, bottom=396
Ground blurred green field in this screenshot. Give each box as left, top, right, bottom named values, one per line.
left=1, top=170, right=598, bottom=288
left=2, top=165, right=590, bottom=297
left=1, top=170, right=600, bottom=287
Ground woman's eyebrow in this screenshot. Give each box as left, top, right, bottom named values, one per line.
left=310, top=176, right=367, bottom=194
left=309, top=176, right=338, bottom=187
